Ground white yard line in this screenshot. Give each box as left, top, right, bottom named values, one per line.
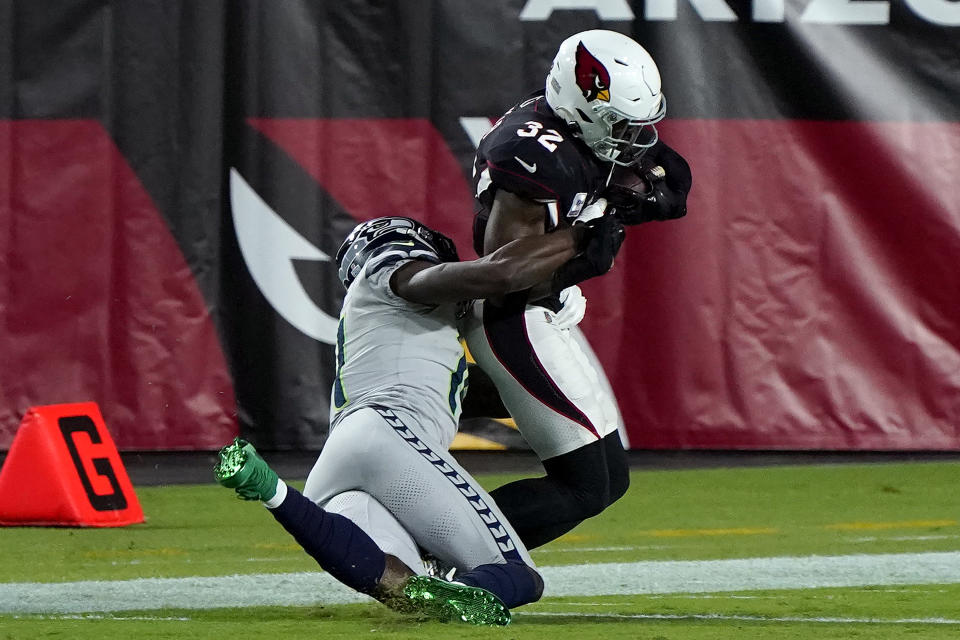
left=847, top=535, right=960, bottom=543
left=517, top=612, right=960, bottom=625
left=2, top=551, right=959, bottom=614
left=540, top=551, right=960, bottom=596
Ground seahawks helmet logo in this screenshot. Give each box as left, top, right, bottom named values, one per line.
left=574, top=42, right=611, bottom=103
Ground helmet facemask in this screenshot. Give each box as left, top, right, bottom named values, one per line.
left=589, top=97, right=666, bottom=166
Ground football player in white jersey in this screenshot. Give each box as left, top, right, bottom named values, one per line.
left=215, top=213, right=624, bottom=625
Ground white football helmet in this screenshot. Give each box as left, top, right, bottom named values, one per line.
left=545, top=30, right=666, bottom=166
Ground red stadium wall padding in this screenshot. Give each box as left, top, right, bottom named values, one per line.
left=0, top=121, right=237, bottom=449
left=247, top=118, right=477, bottom=255
left=246, top=116, right=960, bottom=449
left=2, top=4, right=959, bottom=451
left=578, top=119, right=960, bottom=449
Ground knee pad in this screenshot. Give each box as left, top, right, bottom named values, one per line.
left=526, top=564, right=545, bottom=603
left=573, top=485, right=609, bottom=518
left=543, top=440, right=614, bottom=518
left=604, top=431, right=631, bottom=505
left=607, top=456, right=630, bottom=504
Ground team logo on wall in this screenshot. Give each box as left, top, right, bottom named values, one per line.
left=575, top=42, right=610, bottom=102
left=229, top=167, right=338, bottom=345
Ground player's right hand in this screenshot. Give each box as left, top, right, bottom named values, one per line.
left=572, top=197, right=608, bottom=225
left=551, top=212, right=626, bottom=292
left=581, top=214, right=626, bottom=274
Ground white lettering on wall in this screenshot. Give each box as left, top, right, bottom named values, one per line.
left=801, top=0, right=889, bottom=24
left=519, top=0, right=634, bottom=21
left=753, top=0, right=785, bottom=22
left=520, top=0, right=955, bottom=24
left=904, top=0, right=960, bottom=25
left=645, top=0, right=738, bottom=21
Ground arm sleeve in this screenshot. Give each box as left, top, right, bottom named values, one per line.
left=362, top=259, right=409, bottom=306
left=364, top=251, right=440, bottom=307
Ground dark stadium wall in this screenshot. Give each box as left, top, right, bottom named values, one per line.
left=0, top=1, right=958, bottom=450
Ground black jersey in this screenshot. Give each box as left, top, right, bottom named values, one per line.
left=472, top=91, right=609, bottom=255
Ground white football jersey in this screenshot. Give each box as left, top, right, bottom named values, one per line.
left=330, top=251, right=468, bottom=449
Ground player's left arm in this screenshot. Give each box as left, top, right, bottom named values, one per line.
left=392, top=227, right=581, bottom=305
left=392, top=226, right=584, bottom=305
left=393, top=215, right=624, bottom=305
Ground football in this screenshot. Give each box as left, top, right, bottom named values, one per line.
left=603, top=162, right=661, bottom=211
left=608, top=163, right=652, bottom=196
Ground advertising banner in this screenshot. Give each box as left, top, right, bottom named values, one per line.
left=1, top=1, right=958, bottom=450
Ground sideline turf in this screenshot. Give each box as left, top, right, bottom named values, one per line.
left=6, top=586, right=960, bottom=640
left=1, top=462, right=958, bottom=638
left=1, top=461, right=956, bottom=583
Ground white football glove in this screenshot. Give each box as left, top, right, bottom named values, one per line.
left=571, top=197, right=608, bottom=225
left=554, top=285, right=587, bottom=329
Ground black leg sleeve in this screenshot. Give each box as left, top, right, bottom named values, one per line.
left=489, top=432, right=629, bottom=549
left=604, top=431, right=631, bottom=502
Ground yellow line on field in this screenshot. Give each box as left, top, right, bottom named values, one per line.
left=560, top=520, right=956, bottom=543
left=825, top=519, right=957, bottom=531
left=644, top=527, right=780, bottom=538
left=253, top=542, right=301, bottom=551
left=562, top=528, right=780, bottom=541
left=557, top=534, right=592, bottom=542
left=82, top=548, right=186, bottom=559
left=450, top=432, right=508, bottom=450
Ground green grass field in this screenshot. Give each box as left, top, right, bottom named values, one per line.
left=2, top=460, right=959, bottom=638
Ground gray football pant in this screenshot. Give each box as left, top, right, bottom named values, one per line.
left=302, top=405, right=534, bottom=574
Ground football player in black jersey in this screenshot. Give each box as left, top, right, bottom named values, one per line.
left=462, top=29, right=691, bottom=549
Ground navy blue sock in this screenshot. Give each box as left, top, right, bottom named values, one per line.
left=456, top=560, right=544, bottom=608
left=269, top=486, right=386, bottom=595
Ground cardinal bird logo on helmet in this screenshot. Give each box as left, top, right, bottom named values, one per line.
left=574, top=42, right=611, bottom=102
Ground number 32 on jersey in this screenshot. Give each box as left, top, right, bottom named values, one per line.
left=516, top=121, right=564, bottom=152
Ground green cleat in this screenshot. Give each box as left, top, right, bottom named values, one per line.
left=403, top=575, right=511, bottom=626
left=214, top=437, right=279, bottom=502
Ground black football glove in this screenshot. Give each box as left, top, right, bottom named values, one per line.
left=613, top=178, right=688, bottom=225
left=605, top=141, right=692, bottom=225
left=551, top=215, right=625, bottom=292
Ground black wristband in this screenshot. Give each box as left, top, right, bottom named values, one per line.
left=614, top=183, right=687, bottom=225
left=551, top=216, right=625, bottom=292
left=551, top=254, right=601, bottom=293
